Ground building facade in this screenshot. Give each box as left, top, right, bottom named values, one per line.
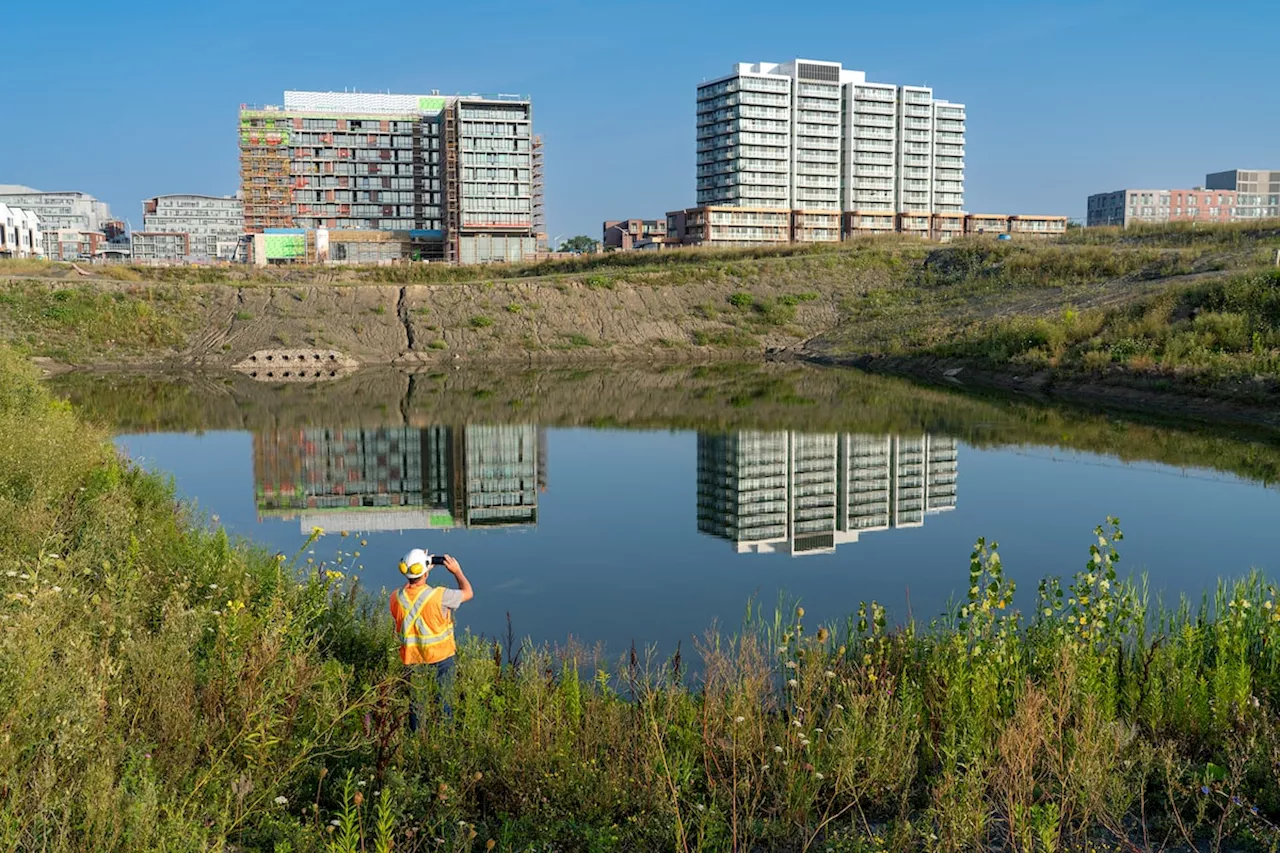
left=135, top=194, right=244, bottom=261
left=1087, top=188, right=1242, bottom=227
left=0, top=204, right=44, bottom=258
left=239, top=90, right=539, bottom=264
left=694, top=59, right=965, bottom=243
left=602, top=218, right=678, bottom=250
left=0, top=187, right=113, bottom=257
left=1205, top=170, right=1280, bottom=220
left=696, top=429, right=958, bottom=556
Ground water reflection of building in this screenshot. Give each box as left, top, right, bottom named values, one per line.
left=254, top=424, right=545, bottom=532
left=697, top=431, right=958, bottom=555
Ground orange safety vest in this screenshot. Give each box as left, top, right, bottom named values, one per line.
left=389, top=585, right=456, bottom=665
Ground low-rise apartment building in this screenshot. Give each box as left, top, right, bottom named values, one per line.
left=131, top=232, right=192, bottom=263
left=666, top=206, right=791, bottom=247
left=44, top=229, right=106, bottom=261
left=667, top=206, right=1065, bottom=245
left=1087, top=187, right=1239, bottom=227
left=602, top=218, right=678, bottom=250
left=1205, top=169, right=1280, bottom=219
left=0, top=204, right=44, bottom=258
left=137, top=194, right=244, bottom=261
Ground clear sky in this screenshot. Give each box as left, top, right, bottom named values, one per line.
left=4, top=0, right=1276, bottom=238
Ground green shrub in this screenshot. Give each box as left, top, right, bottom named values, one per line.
left=469, top=315, right=493, bottom=329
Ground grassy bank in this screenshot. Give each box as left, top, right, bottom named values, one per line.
left=3, top=227, right=1278, bottom=368
left=922, top=267, right=1280, bottom=402
left=4, top=349, right=1280, bottom=851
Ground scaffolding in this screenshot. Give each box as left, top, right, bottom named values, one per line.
left=443, top=102, right=461, bottom=263
left=239, top=109, right=293, bottom=232
left=532, top=135, right=546, bottom=250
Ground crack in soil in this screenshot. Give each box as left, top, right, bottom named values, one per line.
left=397, top=286, right=416, bottom=351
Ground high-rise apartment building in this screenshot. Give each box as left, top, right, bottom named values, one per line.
left=694, top=59, right=965, bottom=242
left=132, top=194, right=244, bottom=262
left=239, top=90, right=539, bottom=264
left=697, top=430, right=958, bottom=556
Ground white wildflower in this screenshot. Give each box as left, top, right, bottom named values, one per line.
left=824, top=670, right=835, bottom=678
left=792, top=719, right=802, bottom=727
left=51, top=586, right=62, bottom=593
left=761, top=763, right=770, bottom=771
left=814, top=772, right=824, bottom=780
left=774, top=745, right=784, bottom=753
left=4, top=571, right=15, bottom=578
left=695, top=804, right=705, bottom=812
left=835, top=703, right=844, bottom=711
left=815, top=727, right=823, bottom=734
left=787, top=678, right=798, bottom=687
left=734, top=716, right=745, bottom=723
left=274, top=796, right=288, bottom=806
left=358, top=780, right=366, bottom=786
left=19, top=574, right=29, bottom=581
left=330, top=819, right=341, bottom=827
left=785, top=660, right=797, bottom=669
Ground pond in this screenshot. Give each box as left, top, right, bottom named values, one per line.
left=49, top=363, right=1280, bottom=657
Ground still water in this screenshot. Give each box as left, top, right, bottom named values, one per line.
left=51, top=363, right=1280, bottom=656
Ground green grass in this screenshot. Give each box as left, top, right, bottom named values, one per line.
left=933, top=268, right=1280, bottom=389
left=0, top=282, right=192, bottom=360
left=468, top=315, right=493, bottom=329
left=7, top=349, right=1280, bottom=850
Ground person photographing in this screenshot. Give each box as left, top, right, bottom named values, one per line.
left=390, top=548, right=473, bottom=731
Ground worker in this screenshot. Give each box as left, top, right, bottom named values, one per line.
left=390, top=548, right=474, bottom=731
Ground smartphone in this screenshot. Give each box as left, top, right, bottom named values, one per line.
left=430, top=554, right=448, bottom=566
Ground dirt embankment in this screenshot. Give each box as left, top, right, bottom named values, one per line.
left=11, top=278, right=856, bottom=370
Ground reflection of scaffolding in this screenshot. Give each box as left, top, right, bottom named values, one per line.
left=698, top=431, right=959, bottom=556
left=253, top=424, right=544, bottom=533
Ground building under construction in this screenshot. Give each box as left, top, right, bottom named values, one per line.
left=239, top=90, right=539, bottom=264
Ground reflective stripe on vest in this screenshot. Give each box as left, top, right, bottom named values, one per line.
left=395, top=587, right=454, bottom=648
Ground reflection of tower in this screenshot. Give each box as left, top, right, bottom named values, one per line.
left=891, top=435, right=927, bottom=529
left=252, top=423, right=544, bottom=532
left=699, top=430, right=960, bottom=555
left=457, top=425, right=540, bottom=527
left=537, top=428, right=548, bottom=492
left=925, top=436, right=959, bottom=513
left=789, top=433, right=839, bottom=555
left=697, top=432, right=789, bottom=552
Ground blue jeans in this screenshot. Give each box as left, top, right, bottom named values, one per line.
left=407, top=656, right=455, bottom=732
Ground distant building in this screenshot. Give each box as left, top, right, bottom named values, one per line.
left=666, top=207, right=1064, bottom=245
left=1087, top=188, right=1241, bottom=227
left=602, top=218, right=678, bottom=250
left=695, top=59, right=965, bottom=239
left=666, top=206, right=791, bottom=247
left=1205, top=170, right=1280, bottom=220
left=0, top=204, right=43, bottom=258
left=239, top=90, right=540, bottom=264
left=0, top=187, right=113, bottom=257
left=134, top=194, right=244, bottom=262
left=696, top=430, right=958, bottom=556
left=44, top=229, right=106, bottom=261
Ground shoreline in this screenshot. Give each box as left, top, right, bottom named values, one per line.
left=803, top=351, right=1280, bottom=433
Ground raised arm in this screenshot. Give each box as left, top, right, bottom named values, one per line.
left=443, top=555, right=473, bottom=603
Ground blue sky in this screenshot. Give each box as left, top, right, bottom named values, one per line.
left=4, top=0, right=1276, bottom=238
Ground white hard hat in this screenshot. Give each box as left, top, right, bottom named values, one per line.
left=399, top=548, right=432, bottom=579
